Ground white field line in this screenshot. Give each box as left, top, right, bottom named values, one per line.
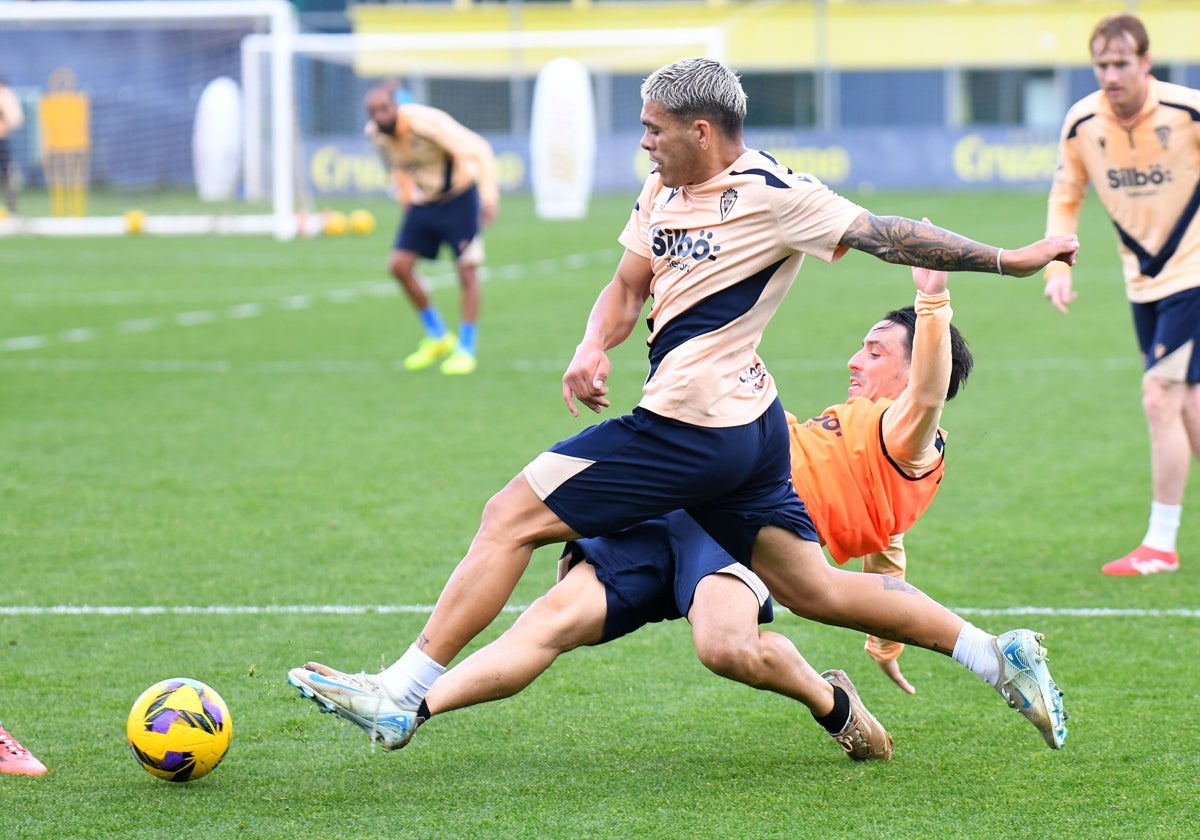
left=1, top=604, right=1197, bottom=618
left=1, top=249, right=622, bottom=354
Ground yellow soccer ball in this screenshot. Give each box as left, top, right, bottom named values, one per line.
left=348, top=209, right=376, bottom=236
left=126, top=677, right=232, bottom=782
left=322, top=210, right=347, bottom=237
left=125, top=209, right=145, bottom=235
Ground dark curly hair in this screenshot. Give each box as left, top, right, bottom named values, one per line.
left=880, top=306, right=974, bottom=401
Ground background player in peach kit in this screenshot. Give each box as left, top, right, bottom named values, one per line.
left=365, top=84, right=499, bottom=375
left=1045, top=12, right=1200, bottom=575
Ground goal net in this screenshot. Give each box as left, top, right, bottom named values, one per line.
left=0, top=0, right=296, bottom=238
left=0, top=0, right=722, bottom=240
left=242, top=26, right=724, bottom=234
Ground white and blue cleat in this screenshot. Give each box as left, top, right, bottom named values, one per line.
left=993, top=629, right=1068, bottom=749
left=288, top=663, right=422, bottom=750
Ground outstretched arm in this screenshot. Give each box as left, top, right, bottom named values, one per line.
left=882, top=263, right=951, bottom=469
left=840, top=213, right=1079, bottom=277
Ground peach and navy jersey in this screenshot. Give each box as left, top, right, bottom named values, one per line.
left=366, top=103, right=498, bottom=209
left=618, top=150, right=865, bottom=427
left=787, top=399, right=945, bottom=565
left=1047, top=78, right=1200, bottom=303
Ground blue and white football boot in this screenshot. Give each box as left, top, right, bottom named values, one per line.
left=993, top=629, right=1068, bottom=749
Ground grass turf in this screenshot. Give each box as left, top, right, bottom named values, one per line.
left=2, top=189, right=1198, bottom=838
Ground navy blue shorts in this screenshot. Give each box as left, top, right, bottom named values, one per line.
left=566, top=511, right=774, bottom=643
left=523, top=398, right=817, bottom=565
left=1132, top=286, right=1200, bottom=383
left=394, top=184, right=481, bottom=260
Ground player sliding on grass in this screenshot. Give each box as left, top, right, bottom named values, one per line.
left=289, top=57, right=1076, bottom=758
left=292, top=265, right=1068, bottom=757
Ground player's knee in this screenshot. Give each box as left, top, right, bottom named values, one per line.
left=1141, top=377, right=1183, bottom=422
left=695, top=635, right=756, bottom=682
left=476, top=476, right=565, bottom=548
left=389, top=252, right=416, bottom=279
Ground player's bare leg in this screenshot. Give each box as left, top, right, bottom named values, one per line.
left=1145, top=376, right=1190, bottom=507
left=389, top=248, right=431, bottom=311
left=1105, top=373, right=1189, bottom=574
left=750, top=526, right=963, bottom=652
left=688, top=571, right=893, bottom=760
left=289, top=474, right=576, bottom=748
left=420, top=474, right=576, bottom=666
left=455, top=260, right=481, bottom=326
left=441, top=258, right=482, bottom=374
left=689, top=572, right=834, bottom=708
left=424, top=561, right=607, bottom=715
left=751, top=526, right=1067, bottom=748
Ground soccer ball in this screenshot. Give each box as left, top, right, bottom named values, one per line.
left=348, top=208, right=376, bottom=236
left=126, top=677, right=232, bottom=782
left=124, top=209, right=145, bottom=235
left=322, top=209, right=347, bottom=237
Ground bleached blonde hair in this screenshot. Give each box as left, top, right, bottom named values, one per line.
left=640, top=57, right=747, bottom=138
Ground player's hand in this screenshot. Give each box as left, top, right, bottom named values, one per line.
left=480, top=202, right=499, bottom=227
left=562, top=341, right=611, bottom=417
left=1043, top=272, right=1077, bottom=315
left=878, top=658, right=916, bottom=695
left=1001, top=234, right=1080, bottom=277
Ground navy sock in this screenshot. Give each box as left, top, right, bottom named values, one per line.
left=813, top=685, right=851, bottom=734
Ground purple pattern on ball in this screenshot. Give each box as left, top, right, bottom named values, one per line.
left=150, top=710, right=181, bottom=733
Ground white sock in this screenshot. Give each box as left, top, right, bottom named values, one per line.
left=379, top=645, right=446, bottom=709
left=951, top=622, right=1001, bottom=689
left=1143, top=501, right=1182, bottom=553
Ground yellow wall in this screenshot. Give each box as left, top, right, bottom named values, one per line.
left=349, top=1, right=1200, bottom=74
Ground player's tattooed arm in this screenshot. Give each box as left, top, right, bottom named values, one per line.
left=841, top=213, right=999, bottom=273
left=842, top=213, right=1080, bottom=277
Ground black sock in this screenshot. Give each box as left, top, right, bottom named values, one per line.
left=813, top=685, right=851, bottom=734
left=417, top=699, right=431, bottom=721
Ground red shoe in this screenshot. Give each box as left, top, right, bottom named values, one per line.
left=0, top=725, right=47, bottom=776
left=1102, top=545, right=1180, bottom=576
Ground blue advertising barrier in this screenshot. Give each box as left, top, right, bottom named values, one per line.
left=305, top=126, right=1062, bottom=199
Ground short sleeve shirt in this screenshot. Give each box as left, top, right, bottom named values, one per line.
left=619, top=150, right=865, bottom=427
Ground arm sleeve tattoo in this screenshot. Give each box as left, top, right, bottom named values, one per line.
left=841, top=213, right=1000, bottom=273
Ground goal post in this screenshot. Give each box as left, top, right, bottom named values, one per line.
left=0, top=3, right=723, bottom=240
left=0, top=0, right=298, bottom=239
left=241, top=26, right=725, bottom=231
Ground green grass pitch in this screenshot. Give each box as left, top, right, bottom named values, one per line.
left=2, top=189, right=1198, bottom=838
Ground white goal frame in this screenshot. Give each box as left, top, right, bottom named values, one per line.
left=0, top=0, right=298, bottom=239
left=1, top=4, right=723, bottom=240
left=241, top=26, right=726, bottom=235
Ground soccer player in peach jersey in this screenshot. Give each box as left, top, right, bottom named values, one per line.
left=1045, top=13, right=1200, bottom=575
left=364, top=85, right=499, bottom=375
left=290, top=58, right=1077, bottom=753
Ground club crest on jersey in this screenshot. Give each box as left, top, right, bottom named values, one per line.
left=720, top=188, right=738, bottom=220
left=1155, top=125, right=1170, bottom=150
